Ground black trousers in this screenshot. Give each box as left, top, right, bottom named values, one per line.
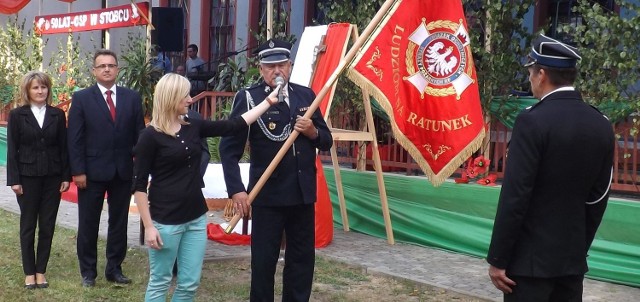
left=76, top=177, right=131, bottom=279
left=17, top=175, right=62, bottom=276
left=250, top=204, right=315, bottom=302
left=505, top=275, right=584, bottom=302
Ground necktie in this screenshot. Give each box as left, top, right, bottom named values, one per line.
left=105, top=90, right=116, bottom=121
left=283, top=91, right=289, bottom=107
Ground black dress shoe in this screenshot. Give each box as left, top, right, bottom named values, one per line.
left=106, top=273, right=131, bottom=284
left=36, top=281, right=49, bottom=289
left=24, top=283, right=36, bottom=290
left=81, top=277, right=96, bottom=287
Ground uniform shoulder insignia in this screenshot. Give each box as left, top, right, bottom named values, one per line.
left=588, top=104, right=609, bottom=120
left=525, top=100, right=544, bottom=112
left=247, top=82, right=262, bottom=90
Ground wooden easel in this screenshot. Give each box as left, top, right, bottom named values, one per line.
left=310, top=24, right=395, bottom=245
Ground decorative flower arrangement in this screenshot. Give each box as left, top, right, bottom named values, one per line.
left=49, top=36, right=93, bottom=106
left=455, top=155, right=497, bottom=186
left=53, top=63, right=77, bottom=104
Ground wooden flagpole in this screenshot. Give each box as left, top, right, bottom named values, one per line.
left=266, top=0, right=273, bottom=39
left=225, top=0, right=399, bottom=233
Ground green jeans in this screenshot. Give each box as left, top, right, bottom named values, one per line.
left=145, top=214, right=207, bottom=302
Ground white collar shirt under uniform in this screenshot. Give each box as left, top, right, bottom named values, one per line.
left=540, top=86, right=575, bottom=101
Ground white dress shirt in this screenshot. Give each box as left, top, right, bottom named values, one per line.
left=97, top=83, right=117, bottom=108
left=30, top=104, right=46, bottom=128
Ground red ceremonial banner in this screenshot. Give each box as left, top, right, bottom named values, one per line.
left=311, top=23, right=352, bottom=117
left=0, top=0, right=29, bottom=14
left=309, top=23, right=352, bottom=248
left=347, top=0, right=485, bottom=186
left=34, top=2, right=149, bottom=35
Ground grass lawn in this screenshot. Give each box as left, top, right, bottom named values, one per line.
left=0, top=209, right=484, bottom=301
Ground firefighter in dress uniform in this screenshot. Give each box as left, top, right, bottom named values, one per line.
left=219, top=38, right=333, bottom=301
left=487, top=34, right=615, bottom=302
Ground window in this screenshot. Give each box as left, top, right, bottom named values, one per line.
left=210, top=0, right=236, bottom=70
left=258, top=0, right=290, bottom=37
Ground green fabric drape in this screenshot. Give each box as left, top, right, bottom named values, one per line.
left=488, top=97, right=635, bottom=129
left=0, top=127, right=6, bottom=166
left=363, top=96, right=633, bottom=129
left=488, top=97, right=537, bottom=129
left=324, top=167, right=640, bottom=287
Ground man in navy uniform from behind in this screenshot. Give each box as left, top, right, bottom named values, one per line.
left=487, top=34, right=614, bottom=301
left=219, top=39, right=332, bottom=301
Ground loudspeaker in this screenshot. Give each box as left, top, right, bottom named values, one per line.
left=151, top=7, right=184, bottom=52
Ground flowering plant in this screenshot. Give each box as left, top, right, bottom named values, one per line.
left=455, top=155, right=497, bottom=186
left=48, top=35, right=92, bottom=106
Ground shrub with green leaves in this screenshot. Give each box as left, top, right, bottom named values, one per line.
left=562, top=0, right=640, bottom=124
left=0, top=17, right=44, bottom=105
left=117, top=32, right=163, bottom=117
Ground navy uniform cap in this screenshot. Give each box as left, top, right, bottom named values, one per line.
left=255, top=38, right=292, bottom=64
left=524, top=34, right=581, bottom=68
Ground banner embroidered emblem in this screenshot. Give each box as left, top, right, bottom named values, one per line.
left=406, top=19, right=474, bottom=99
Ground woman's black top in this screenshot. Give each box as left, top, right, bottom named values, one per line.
left=133, top=117, right=247, bottom=225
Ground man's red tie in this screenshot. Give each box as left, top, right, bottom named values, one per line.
left=106, top=90, right=116, bottom=121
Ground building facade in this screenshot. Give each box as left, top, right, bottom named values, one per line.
left=1, top=0, right=636, bottom=78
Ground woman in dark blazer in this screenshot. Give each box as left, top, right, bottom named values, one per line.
left=6, top=71, right=71, bottom=289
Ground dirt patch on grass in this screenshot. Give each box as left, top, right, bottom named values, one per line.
left=197, top=257, right=487, bottom=302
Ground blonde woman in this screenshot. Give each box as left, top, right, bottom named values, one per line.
left=133, top=73, right=278, bottom=301
left=6, top=71, right=71, bottom=289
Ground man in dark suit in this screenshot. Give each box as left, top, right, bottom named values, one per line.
left=219, top=39, right=333, bottom=301
left=67, top=49, right=145, bottom=287
left=487, top=34, right=615, bottom=301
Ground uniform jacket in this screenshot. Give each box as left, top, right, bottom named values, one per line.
left=6, top=105, right=71, bottom=185
left=67, top=84, right=145, bottom=182
left=487, top=90, right=614, bottom=278
left=219, top=81, right=332, bottom=207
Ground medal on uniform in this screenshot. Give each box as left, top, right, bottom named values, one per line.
left=247, top=90, right=291, bottom=141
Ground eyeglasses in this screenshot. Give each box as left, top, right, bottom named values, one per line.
left=94, top=64, right=118, bottom=69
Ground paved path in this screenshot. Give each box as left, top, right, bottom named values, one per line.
left=0, top=167, right=638, bottom=301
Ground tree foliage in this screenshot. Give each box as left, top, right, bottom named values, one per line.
left=563, top=0, right=640, bottom=124
left=0, top=17, right=44, bottom=105
left=0, top=17, right=95, bottom=107
left=463, top=0, right=535, bottom=116
left=117, top=32, right=163, bottom=117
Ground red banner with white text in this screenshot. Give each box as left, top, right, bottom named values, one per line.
left=347, top=0, right=485, bottom=186
left=34, top=2, right=149, bottom=35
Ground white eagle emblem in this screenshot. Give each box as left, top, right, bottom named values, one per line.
left=426, top=42, right=458, bottom=76
left=406, top=20, right=474, bottom=98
